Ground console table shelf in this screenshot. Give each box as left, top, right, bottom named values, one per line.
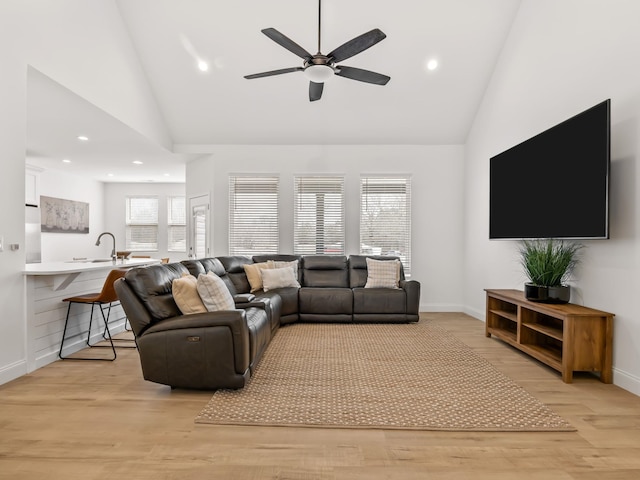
left=485, top=289, right=614, bottom=383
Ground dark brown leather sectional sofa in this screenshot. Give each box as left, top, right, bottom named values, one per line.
left=114, top=254, right=420, bottom=390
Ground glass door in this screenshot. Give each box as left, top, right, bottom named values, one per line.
left=188, top=194, right=210, bottom=259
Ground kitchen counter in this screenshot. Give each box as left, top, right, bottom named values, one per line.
left=23, top=257, right=160, bottom=275
left=23, top=257, right=160, bottom=292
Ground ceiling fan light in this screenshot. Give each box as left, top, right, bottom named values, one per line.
left=303, top=64, right=334, bottom=83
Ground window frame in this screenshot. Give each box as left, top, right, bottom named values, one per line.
left=293, top=175, right=345, bottom=255
left=228, top=174, right=280, bottom=256
left=359, top=175, right=412, bottom=275
left=167, top=195, right=186, bottom=253
left=125, top=195, right=159, bottom=252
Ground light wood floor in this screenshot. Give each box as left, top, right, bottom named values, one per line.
left=2, top=312, right=640, bottom=479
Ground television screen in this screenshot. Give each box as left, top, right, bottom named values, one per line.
left=489, top=99, right=610, bottom=240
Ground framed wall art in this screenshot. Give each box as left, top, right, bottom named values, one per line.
left=40, top=196, right=89, bottom=234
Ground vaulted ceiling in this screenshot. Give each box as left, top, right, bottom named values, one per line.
left=26, top=0, right=521, bottom=182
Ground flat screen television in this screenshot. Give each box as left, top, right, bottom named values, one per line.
left=489, top=99, right=610, bottom=240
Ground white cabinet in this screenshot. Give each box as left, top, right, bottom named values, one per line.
left=25, top=165, right=43, bottom=206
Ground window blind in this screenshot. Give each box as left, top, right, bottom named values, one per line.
left=229, top=175, right=279, bottom=255
left=167, top=196, right=186, bottom=252
left=360, top=176, right=412, bottom=275
left=125, top=196, right=158, bottom=251
left=294, top=176, right=345, bottom=255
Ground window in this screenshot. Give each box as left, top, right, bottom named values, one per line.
left=294, top=176, right=345, bottom=255
left=360, top=176, right=412, bottom=275
left=229, top=175, right=279, bottom=255
left=167, top=196, right=186, bottom=252
left=125, top=196, right=158, bottom=251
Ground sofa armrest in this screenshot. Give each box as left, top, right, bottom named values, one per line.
left=400, top=280, right=421, bottom=316
left=142, top=310, right=250, bottom=375
left=234, top=293, right=256, bottom=304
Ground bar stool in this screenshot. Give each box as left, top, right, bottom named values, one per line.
left=59, top=268, right=129, bottom=361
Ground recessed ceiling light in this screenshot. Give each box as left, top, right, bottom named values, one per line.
left=426, top=59, right=439, bottom=71
left=197, top=60, right=209, bottom=72
left=164, top=173, right=171, bottom=177
left=107, top=173, right=114, bottom=177
left=77, top=135, right=89, bottom=141
left=62, top=159, right=71, bottom=163
left=132, top=160, right=143, bottom=165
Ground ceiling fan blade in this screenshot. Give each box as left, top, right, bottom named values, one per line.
left=335, top=65, right=390, bottom=85
left=244, top=67, right=303, bottom=79
left=309, top=81, right=324, bottom=102
left=327, top=28, right=387, bottom=63
left=261, top=28, right=313, bottom=60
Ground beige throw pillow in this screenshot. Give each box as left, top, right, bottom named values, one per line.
left=364, top=258, right=401, bottom=289
left=172, top=273, right=207, bottom=314
left=243, top=262, right=272, bottom=293
left=261, top=267, right=301, bottom=292
left=196, top=272, right=235, bottom=311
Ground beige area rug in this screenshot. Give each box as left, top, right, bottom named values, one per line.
left=195, top=322, right=575, bottom=431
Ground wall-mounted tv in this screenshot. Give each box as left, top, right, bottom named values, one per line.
left=489, top=99, right=610, bottom=240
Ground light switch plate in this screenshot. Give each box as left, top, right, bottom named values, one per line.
left=0, top=235, right=3, bottom=252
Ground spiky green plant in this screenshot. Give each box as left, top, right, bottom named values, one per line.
left=518, top=239, right=583, bottom=287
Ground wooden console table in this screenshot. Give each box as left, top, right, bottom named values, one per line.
left=485, top=289, right=614, bottom=383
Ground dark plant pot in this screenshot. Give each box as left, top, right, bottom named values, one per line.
left=524, top=283, right=571, bottom=304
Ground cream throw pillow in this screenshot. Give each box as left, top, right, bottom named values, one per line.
left=196, top=272, right=235, bottom=311
left=268, top=259, right=299, bottom=279
left=261, top=267, right=301, bottom=292
left=364, top=258, right=401, bottom=289
left=172, top=273, right=207, bottom=314
left=243, top=262, right=272, bottom=293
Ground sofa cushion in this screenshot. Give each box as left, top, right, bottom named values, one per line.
left=353, top=287, right=406, bottom=314
left=197, top=272, right=235, bottom=311
left=365, top=257, right=401, bottom=288
left=262, top=267, right=300, bottom=292
left=299, top=287, right=353, bottom=315
left=124, top=262, right=189, bottom=321
left=217, top=256, right=254, bottom=293
left=301, top=255, right=349, bottom=287
left=172, top=273, right=207, bottom=314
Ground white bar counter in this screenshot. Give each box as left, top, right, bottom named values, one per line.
left=23, top=258, right=161, bottom=372
left=24, top=258, right=160, bottom=290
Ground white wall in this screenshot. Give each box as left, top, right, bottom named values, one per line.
left=0, top=0, right=169, bottom=385
left=464, top=0, right=640, bottom=394
left=104, top=182, right=187, bottom=262
left=185, top=144, right=466, bottom=311
left=38, top=169, right=106, bottom=262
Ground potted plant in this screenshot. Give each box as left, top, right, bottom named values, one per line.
left=518, top=239, right=583, bottom=303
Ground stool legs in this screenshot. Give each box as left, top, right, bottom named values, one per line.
left=59, top=301, right=117, bottom=361
left=101, top=302, right=137, bottom=349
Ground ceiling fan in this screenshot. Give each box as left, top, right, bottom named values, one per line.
left=244, top=0, right=390, bottom=102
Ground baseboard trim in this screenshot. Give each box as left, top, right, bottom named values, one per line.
left=463, top=305, right=485, bottom=321
left=611, top=367, right=640, bottom=397
left=0, top=359, right=28, bottom=386
left=419, top=303, right=465, bottom=313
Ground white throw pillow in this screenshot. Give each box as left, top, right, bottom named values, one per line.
left=261, top=267, right=301, bottom=292
left=172, top=273, right=207, bottom=314
left=268, top=259, right=299, bottom=279
left=364, top=258, right=400, bottom=289
left=243, top=262, right=272, bottom=293
left=196, top=272, right=235, bottom=311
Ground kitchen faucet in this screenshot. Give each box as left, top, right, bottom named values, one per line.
left=95, top=232, right=116, bottom=261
